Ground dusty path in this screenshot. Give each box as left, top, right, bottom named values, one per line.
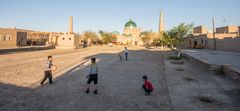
left=0, top=47, right=172, bottom=111
left=1, top=47, right=239, bottom=111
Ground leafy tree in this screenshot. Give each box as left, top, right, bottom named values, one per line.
left=153, top=31, right=173, bottom=47
left=152, top=22, right=194, bottom=49
left=169, top=22, right=194, bottom=45
left=99, top=30, right=117, bottom=44
left=83, top=31, right=100, bottom=45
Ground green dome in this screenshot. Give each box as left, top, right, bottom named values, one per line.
left=112, top=31, right=120, bottom=35
left=125, top=19, right=137, bottom=28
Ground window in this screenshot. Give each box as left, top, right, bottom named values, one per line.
left=6, top=34, right=11, bottom=40
left=62, top=37, right=65, bottom=40
left=69, top=38, right=71, bottom=40
left=2, top=35, right=6, bottom=41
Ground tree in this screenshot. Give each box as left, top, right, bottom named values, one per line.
left=152, top=22, right=194, bottom=49
left=99, top=30, right=117, bottom=44
left=140, top=31, right=154, bottom=46
left=169, top=22, right=194, bottom=46
left=83, top=31, right=100, bottom=45
left=152, top=31, right=174, bottom=49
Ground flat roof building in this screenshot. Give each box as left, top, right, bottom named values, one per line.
left=216, top=26, right=238, bottom=34
left=0, top=28, right=28, bottom=48
left=193, top=26, right=208, bottom=35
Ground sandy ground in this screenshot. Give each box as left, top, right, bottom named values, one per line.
left=0, top=46, right=124, bottom=87
left=0, top=46, right=239, bottom=111
left=165, top=56, right=240, bottom=111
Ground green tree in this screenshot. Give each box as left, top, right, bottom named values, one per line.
left=169, top=22, right=194, bottom=46
left=83, top=31, right=100, bottom=45
left=99, top=30, right=117, bottom=44
left=153, top=22, right=194, bottom=49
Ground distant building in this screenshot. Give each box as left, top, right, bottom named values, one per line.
left=114, top=11, right=164, bottom=45
left=159, top=10, right=164, bottom=33
left=120, top=19, right=142, bottom=45
left=55, top=16, right=79, bottom=49
left=193, top=26, right=208, bottom=35
left=216, top=26, right=238, bottom=34
left=0, top=28, right=28, bottom=48
left=184, top=25, right=240, bottom=52
left=56, top=32, right=79, bottom=49
left=27, top=32, right=50, bottom=45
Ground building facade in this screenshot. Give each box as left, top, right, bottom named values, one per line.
left=55, top=16, right=80, bottom=49
left=216, top=26, right=239, bottom=34
left=0, top=28, right=27, bottom=47
left=55, top=32, right=79, bottom=49
left=184, top=25, right=240, bottom=52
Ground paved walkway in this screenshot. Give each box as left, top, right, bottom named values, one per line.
left=182, top=49, right=240, bottom=70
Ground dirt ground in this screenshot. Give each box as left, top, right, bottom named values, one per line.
left=0, top=46, right=239, bottom=111
left=165, top=55, right=240, bottom=111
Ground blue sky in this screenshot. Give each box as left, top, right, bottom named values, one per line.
left=0, top=0, right=239, bottom=33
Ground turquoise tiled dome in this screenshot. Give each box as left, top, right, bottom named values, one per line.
left=125, top=19, right=137, bottom=28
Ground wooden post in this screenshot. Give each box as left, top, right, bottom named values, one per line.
left=212, top=17, right=216, bottom=50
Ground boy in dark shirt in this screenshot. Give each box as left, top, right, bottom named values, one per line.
left=142, top=75, right=154, bottom=95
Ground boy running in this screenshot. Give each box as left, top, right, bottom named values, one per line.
left=40, top=56, right=53, bottom=86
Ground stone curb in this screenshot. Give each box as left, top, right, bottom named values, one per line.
left=181, top=52, right=240, bottom=81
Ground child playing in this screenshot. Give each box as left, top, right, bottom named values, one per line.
left=124, top=47, right=128, bottom=61
left=142, top=75, right=154, bottom=95
left=40, top=56, right=53, bottom=86
left=85, top=58, right=98, bottom=95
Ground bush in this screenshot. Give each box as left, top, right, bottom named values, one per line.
left=168, top=55, right=183, bottom=60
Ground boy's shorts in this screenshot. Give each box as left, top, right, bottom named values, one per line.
left=87, top=74, right=98, bottom=84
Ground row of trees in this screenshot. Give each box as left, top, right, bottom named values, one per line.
left=99, top=30, right=117, bottom=44
left=81, top=22, right=193, bottom=48
left=82, top=30, right=117, bottom=45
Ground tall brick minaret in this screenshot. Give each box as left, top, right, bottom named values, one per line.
left=159, top=10, right=164, bottom=33
left=69, top=16, right=73, bottom=33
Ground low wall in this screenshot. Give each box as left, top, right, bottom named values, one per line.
left=182, top=52, right=240, bottom=81
left=0, top=46, right=55, bottom=54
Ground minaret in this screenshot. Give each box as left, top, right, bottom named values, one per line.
left=69, top=16, right=73, bottom=33
left=159, top=10, right=164, bottom=32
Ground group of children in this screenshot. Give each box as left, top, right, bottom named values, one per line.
left=40, top=47, right=154, bottom=95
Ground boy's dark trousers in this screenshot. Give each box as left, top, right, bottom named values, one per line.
left=125, top=53, right=128, bottom=60
left=41, top=71, right=53, bottom=84
left=142, top=85, right=152, bottom=94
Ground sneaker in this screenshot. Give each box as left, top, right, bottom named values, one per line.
left=93, top=90, right=97, bottom=95
left=85, top=89, right=90, bottom=94
left=145, top=92, right=150, bottom=96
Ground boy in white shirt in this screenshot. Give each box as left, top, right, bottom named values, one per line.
left=85, top=58, right=98, bottom=94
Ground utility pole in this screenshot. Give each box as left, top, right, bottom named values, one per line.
left=212, top=17, right=216, bottom=50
